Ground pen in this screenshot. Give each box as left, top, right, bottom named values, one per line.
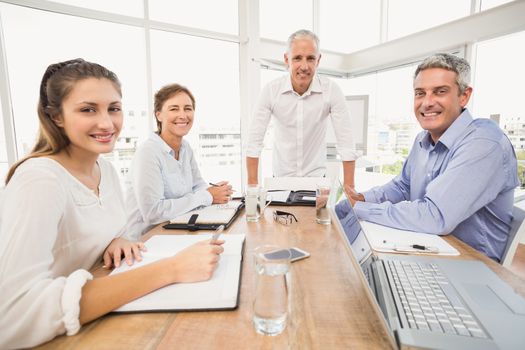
left=211, top=225, right=224, bottom=244
left=209, top=182, right=237, bottom=193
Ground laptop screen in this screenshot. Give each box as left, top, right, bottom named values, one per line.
left=328, top=181, right=373, bottom=264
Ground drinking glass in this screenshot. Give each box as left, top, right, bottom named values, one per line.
left=246, top=184, right=260, bottom=222
left=252, top=245, right=291, bottom=336
left=316, top=184, right=331, bottom=225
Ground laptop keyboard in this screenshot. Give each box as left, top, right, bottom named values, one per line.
left=386, top=260, right=488, bottom=338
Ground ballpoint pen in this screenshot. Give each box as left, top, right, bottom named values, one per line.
left=211, top=225, right=225, bottom=244
left=209, top=182, right=237, bottom=194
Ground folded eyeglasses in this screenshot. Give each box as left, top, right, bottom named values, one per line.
left=273, top=210, right=298, bottom=225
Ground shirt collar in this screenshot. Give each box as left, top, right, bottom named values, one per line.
left=151, top=132, right=185, bottom=156
left=419, top=109, right=473, bottom=150
left=280, top=74, right=321, bottom=96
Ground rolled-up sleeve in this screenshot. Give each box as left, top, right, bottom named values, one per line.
left=329, top=82, right=359, bottom=161
left=246, top=83, right=272, bottom=158
left=0, top=171, right=91, bottom=349
left=355, top=139, right=506, bottom=235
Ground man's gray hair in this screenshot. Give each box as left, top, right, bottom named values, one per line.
left=287, top=29, right=320, bottom=54
left=414, top=53, right=471, bottom=93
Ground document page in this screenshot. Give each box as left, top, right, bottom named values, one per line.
left=169, top=201, right=243, bottom=224
left=360, top=221, right=459, bottom=256
left=110, top=233, right=246, bottom=311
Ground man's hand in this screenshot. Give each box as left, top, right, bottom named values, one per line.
left=344, top=184, right=365, bottom=207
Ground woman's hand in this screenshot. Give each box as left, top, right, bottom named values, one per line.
left=103, top=237, right=147, bottom=268
left=207, top=181, right=233, bottom=204
left=167, top=239, right=225, bottom=283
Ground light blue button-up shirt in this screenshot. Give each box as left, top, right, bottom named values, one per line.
left=124, top=133, right=212, bottom=239
left=354, top=109, right=519, bottom=261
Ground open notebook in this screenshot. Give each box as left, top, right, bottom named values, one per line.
left=163, top=201, right=244, bottom=230
left=110, top=233, right=246, bottom=312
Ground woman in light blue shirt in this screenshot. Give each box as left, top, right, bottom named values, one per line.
left=125, top=84, right=232, bottom=239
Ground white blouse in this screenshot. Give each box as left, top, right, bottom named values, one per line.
left=124, top=133, right=212, bottom=240
left=0, top=157, right=126, bottom=349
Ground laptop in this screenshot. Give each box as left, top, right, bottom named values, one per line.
left=328, top=181, right=525, bottom=350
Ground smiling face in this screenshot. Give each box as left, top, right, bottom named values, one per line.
left=413, top=68, right=472, bottom=143
left=284, top=37, right=321, bottom=95
left=54, top=77, right=123, bottom=157
left=156, top=92, right=194, bottom=142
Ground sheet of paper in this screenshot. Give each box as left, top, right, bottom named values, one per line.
left=360, top=221, right=459, bottom=256
left=170, top=201, right=242, bottom=224
left=267, top=190, right=291, bottom=203
left=264, top=177, right=326, bottom=191
left=110, top=234, right=245, bottom=311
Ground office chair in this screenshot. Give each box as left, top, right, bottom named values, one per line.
left=501, top=204, right=525, bottom=267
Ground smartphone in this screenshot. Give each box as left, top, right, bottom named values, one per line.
left=264, top=247, right=310, bottom=262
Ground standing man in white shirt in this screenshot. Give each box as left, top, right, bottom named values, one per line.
left=246, top=29, right=359, bottom=188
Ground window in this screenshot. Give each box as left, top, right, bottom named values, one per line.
left=480, top=0, right=515, bottom=11
left=0, top=96, right=8, bottom=181
left=260, top=0, right=313, bottom=42
left=150, top=30, right=241, bottom=189
left=335, top=64, right=419, bottom=175
left=50, top=0, right=143, bottom=17
left=472, top=30, right=525, bottom=182
left=0, top=3, right=149, bottom=184
left=319, top=0, right=381, bottom=53
left=149, top=0, right=238, bottom=35
left=387, top=0, right=471, bottom=40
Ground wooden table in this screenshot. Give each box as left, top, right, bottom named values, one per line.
left=36, top=206, right=525, bottom=349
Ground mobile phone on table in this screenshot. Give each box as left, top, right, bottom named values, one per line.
left=264, top=247, right=310, bottom=262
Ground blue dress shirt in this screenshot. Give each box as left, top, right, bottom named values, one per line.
left=124, top=133, right=212, bottom=239
left=354, top=109, right=519, bottom=261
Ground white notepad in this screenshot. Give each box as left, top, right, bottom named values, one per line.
left=360, top=221, right=459, bottom=256
left=169, top=201, right=243, bottom=225
left=111, top=233, right=246, bottom=312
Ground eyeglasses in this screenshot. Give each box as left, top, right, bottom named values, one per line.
left=273, top=210, right=298, bottom=225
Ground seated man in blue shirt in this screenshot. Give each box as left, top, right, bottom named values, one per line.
left=343, top=53, right=519, bottom=261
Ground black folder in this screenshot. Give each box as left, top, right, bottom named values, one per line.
left=268, top=190, right=316, bottom=206
left=163, top=202, right=244, bottom=231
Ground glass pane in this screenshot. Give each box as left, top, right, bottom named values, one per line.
left=258, top=68, right=288, bottom=181
left=49, top=0, right=143, bottom=17
left=0, top=3, right=149, bottom=184
left=473, top=30, right=525, bottom=142
left=0, top=96, right=8, bottom=181
left=481, top=0, right=514, bottom=11
left=341, top=64, right=420, bottom=175
left=149, top=0, right=238, bottom=35
left=387, top=0, right=471, bottom=41
left=320, top=0, right=381, bottom=53
left=150, top=30, right=241, bottom=190
left=260, top=0, right=313, bottom=42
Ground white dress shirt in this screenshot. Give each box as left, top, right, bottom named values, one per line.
left=246, top=74, right=359, bottom=177
left=0, top=157, right=126, bottom=349
left=125, top=133, right=212, bottom=239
